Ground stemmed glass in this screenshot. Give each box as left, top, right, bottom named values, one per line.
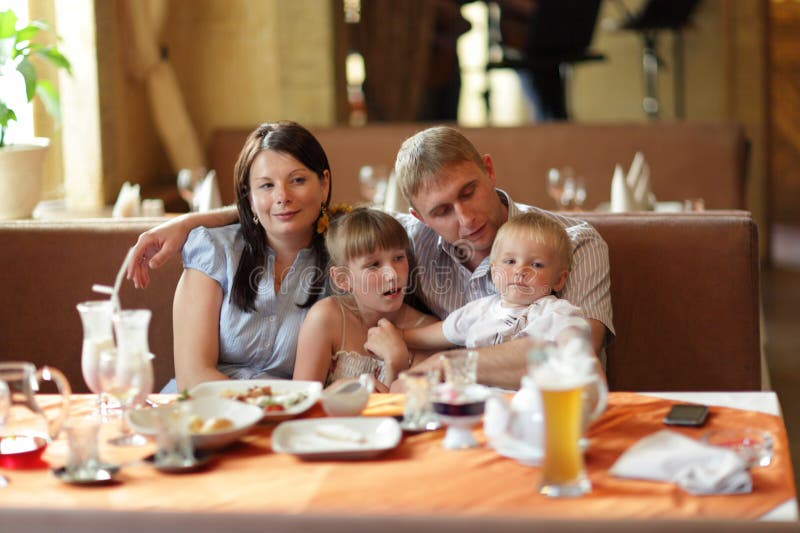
left=77, top=300, right=115, bottom=419
left=176, top=167, right=206, bottom=211
left=546, top=168, right=564, bottom=209
left=97, top=348, right=150, bottom=447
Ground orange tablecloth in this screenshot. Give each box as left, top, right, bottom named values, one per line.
left=0, top=393, right=795, bottom=521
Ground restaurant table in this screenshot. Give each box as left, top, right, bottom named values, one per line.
left=0, top=391, right=797, bottom=533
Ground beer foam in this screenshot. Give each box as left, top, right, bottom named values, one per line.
left=529, top=355, right=596, bottom=391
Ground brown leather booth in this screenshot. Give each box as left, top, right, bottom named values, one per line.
left=208, top=121, right=748, bottom=211
left=0, top=210, right=760, bottom=393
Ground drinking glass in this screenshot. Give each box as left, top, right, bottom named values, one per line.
left=573, top=177, right=587, bottom=210
left=546, top=168, right=564, bottom=209
left=399, top=368, right=441, bottom=431
left=112, top=309, right=154, bottom=408
left=62, top=415, right=102, bottom=480
left=97, top=348, right=149, bottom=447
left=77, top=300, right=115, bottom=418
left=440, top=350, right=478, bottom=386
left=176, top=167, right=206, bottom=211
left=0, top=380, right=9, bottom=429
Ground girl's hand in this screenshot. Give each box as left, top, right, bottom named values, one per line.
left=365, top=318, right=411, bottom=380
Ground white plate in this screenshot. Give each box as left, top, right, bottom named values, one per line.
left=271, top=417, right=401, bottom=460
left=189, top=379, right=322, bottom=422
left=128, top=397, right=263, bottom=450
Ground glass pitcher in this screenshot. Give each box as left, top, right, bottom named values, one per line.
left=112, top=309, right=154, bottom=406
left=0, top=361, right=71, bottom=439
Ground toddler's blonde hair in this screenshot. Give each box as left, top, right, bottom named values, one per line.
left=491, top=211, right=572, bottom=271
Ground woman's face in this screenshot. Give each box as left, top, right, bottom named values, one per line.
left=248, top=150, right=329, bottom=244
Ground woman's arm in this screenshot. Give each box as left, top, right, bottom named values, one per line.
left=127, top=206, right=239, bottom=288
left=173, top=269, right=227, bottom=391
left=293, top=298, right=339, bottom=384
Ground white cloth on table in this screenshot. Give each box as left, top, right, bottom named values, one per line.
left=610, top=429, right=752, bottom=495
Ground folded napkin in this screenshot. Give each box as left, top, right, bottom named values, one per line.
left=112, top=181, right=141, bottom=218
left=610, top=152, right=657, bottom=212
left=610, top=429, right=752, bottom=495
left=192, top=169, right=222, bottom=212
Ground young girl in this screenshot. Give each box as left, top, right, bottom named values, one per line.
left=293, top=208, right=436, bottom=390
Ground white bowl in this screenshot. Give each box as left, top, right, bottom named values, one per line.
left=321, top=376, right=373, bottom=417
left=128, top=397, right=263, bottom=450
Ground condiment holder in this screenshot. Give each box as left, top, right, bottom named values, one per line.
left=321, top=374, right=373, bottom=417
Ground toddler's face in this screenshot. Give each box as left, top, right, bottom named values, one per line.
left=490, top=237, right=568, bottom=307
left=345, top=247, right=409, bottom=314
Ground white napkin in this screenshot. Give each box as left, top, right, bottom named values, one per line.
left=484, top=377, right=544, bottom=466
left=610, top=430, right=752, bottom=495
left=112, top=181, right=141, bottom=218
left=192, top=170, right=222, bottom=212
left=610, top=164, right=636, bottom=212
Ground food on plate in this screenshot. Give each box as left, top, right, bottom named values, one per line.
left=220, top=385, right=309, bottom=412
left=315, top=424, right=367, bottom=444
left=187, top=415, right=234, bottom=434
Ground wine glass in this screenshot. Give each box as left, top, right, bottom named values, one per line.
left=573, top=177, right=587, bottom=210
left=176, top=167, right=206, bottom=211
left=77, top=300, right=115, bottom=419
left=97, top=348, right=150, bottom=447
left=546, top=168, right=564, bottom=209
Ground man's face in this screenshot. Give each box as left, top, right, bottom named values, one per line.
left=409, top=156, right=507, bottom=267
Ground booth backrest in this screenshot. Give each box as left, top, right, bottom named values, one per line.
left=208, top=121, right=748, bottom=210
left=0, top=211, right=760, bottom=393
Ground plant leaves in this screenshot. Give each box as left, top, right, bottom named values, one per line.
left=35, top=79, right=60, bottom=125
left=0, top=100, right=17, bottom=128
left=15, top=22, right=41, bottom=44
left=34, top=46, right=72, bottom=74
left=16, top=57, right=37, bottom=101
left=0, top=9, right=18, bottom=39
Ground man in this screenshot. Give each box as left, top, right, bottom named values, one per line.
left=127, top=126, right=613, bottom=390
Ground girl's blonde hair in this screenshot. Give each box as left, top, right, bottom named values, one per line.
left=325, top=207, right=411, bottom=266
left=491, top=212, right=573, bottom=271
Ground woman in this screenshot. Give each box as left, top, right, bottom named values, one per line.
left=168, top=121, right=331, bottom=392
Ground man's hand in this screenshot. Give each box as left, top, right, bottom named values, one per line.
left=126, top=217, right=191, bottom=288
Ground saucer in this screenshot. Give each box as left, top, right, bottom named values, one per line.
left=52, top=464, right=121, bottom=486
left=399, top=418, right=442, bottom=433
left=143, top=450, right=214, bottom=474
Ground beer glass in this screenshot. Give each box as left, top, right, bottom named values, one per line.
left=534, top=375, right=592, bottom=497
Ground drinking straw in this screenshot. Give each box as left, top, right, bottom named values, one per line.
left=92, top=247, right=135, bottom=314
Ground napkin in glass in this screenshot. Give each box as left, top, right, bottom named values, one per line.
left=610, top=429, right=752, bottom=495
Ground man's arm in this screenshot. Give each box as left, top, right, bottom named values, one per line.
left=127, top=206, right=238, bottom=288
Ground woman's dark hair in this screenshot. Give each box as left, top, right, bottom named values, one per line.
left=231, top=121, right=332, bottom=312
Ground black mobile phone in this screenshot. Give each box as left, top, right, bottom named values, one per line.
left=663, top=404, right=710, bottom=427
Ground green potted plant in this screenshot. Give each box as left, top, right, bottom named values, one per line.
left=0, top=8, right=71, bottom=219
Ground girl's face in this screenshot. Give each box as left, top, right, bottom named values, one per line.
left=249, top=150, right=329, bottom=244
left=336, top=247, right=410, bottom=315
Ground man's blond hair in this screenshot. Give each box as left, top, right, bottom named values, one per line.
left=394, top=126, right=485, bottom=205
left=491, top=212, right=573, bottom=271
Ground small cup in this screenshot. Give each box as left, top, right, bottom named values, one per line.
left=141, top=198, right=165, bottom=217
left=683, top=198, right=705, bottom=212
left=702, top=428, right=773, bottom=468
left=154, top=404, right=195, bottom=468
left=400, top=368, right=441, bottom=431
left=63, top=415, right=102, bottom=480
left=440, top=350, right=478, bottom=386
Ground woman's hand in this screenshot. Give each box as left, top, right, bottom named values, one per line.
left=365, top=318, right=411, bottom=383
left=127, top=216, right=192, bottom=289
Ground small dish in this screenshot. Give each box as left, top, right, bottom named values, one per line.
left=128, top=397, right=263, bottom=450
left=143, top=450, right=214, bottom=474
left=321, top=375, right=373, bottom=417
left=189, top=379, right=322, bottom=422
left=701, top=428, right=773, bottom=467
left=399, top=418, right=441, bottom=433
left=0, top=434, right=48, bottom=469
left=52, top=464, right=121, bottom=486
left=272, top=417, right=401, bottom=460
